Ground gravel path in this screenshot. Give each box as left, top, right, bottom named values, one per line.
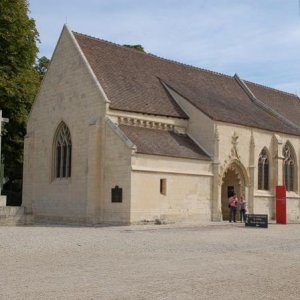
left=0, top=222, right=300, bottom=299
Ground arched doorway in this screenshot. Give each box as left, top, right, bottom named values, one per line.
left=221, top=161, right=248, bottom=221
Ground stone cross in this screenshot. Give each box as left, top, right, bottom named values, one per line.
left=0, top=110, right=9, bottom=195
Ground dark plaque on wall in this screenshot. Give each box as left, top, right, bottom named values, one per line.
left=245, top=214, right=268, bottom=228
left=111, top=185, right=122, bottom=203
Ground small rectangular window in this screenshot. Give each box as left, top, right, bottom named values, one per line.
left=160, top=179, right=167, bottom=195
left=111, top=185, right=122, bottom=202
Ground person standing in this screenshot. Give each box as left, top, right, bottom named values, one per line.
left=239, top=196, right=247, bottom=223
left=228, top=193, right=238, bottom=222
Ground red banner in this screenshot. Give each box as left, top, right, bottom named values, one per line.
left=276, top=185, right=287, bottom=224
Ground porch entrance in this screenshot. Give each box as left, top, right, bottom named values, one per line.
left=221, top=163, right=246, bottom=221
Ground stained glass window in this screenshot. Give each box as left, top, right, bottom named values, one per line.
left=258, top=149, right=269, bottom=190
left=54, top=122, right=72, bottom=178
left=283, top=143, right=295, bottom=191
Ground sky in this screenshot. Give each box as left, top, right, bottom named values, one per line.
left=29, top=0, right=300, bottom=95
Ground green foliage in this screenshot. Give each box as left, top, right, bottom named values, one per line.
left=123, top=44, right=145, bottom=52
left=0, top=0, right=38, bottom=73
left=35, top=56, right=50, bottom=80
left=0, top=0, right=40, bottom=181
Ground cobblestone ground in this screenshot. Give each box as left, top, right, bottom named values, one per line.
left=0, top=222, right=300, bottom=300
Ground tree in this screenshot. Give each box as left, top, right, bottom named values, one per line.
left=35, top=56, right=50, bottom=80
left=0, top=0, right=39, bottom=184
left=123, top=44, right=145, bottom=52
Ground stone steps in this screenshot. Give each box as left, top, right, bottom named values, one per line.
left=0, top=206, right=33, bottom=226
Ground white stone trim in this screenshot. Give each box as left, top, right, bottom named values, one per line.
left=105, top=117, right=137, bottom=150
left=66, top=25, right=110, bottom=104
left=254, top=189, right=274, bottom=197
left=108, top=109, right=188, bottom=127
left=186, top=133, right=212, bottom=159
left=131, top=167, right=213, bottom=177
left=118, top=116, right=175, bottom=131
left=160, top=81, right=191, bottom=118
left=285, top=191, right=300, bottom=199
left=234, top=74, right=300, bottom=131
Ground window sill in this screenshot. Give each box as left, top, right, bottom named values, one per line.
left=286, top=191, right=300, bottom=199
left=255, top=190, right=300, bottom=199
left=254, top=190, right=274, bottom=197
left=51, top=177, right=71, bottom=184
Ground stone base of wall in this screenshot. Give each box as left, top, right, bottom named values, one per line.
left=34, top=215, right=91, bottom=225
left=34, top=215, right=131, bottom=226
left=131, top=212, right=211, bottom=225
left=32, top=213, right=211, bottom=226
left=0, top=195, right=7, bottom=206
left=0, top=206, right=33, bottom=226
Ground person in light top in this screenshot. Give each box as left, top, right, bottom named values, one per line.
left=228, top=193, right=238, bottom=223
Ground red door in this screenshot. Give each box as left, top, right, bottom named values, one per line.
left=276, top=186, right=287, bottom=224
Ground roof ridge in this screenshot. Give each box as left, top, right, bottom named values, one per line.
left=235, top=74, right=300, bottom=132
left=73, top=30, right=299, bottom=103
left=72, top=31, right=232, bottom=79
left=244, top=79, right=299, bottom=98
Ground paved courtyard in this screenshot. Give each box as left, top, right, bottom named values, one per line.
left=0, top=222, right=300, bottom=299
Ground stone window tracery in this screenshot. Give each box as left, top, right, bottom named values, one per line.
left=54, top=122, right=72, bottom=179
left=258, top=149, right=269, bottom=190
left=283, top=143, right=295, bottom=191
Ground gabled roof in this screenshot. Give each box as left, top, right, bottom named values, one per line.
left=245, top=80, right=300, bottom=128
left=73, top=32, right=187, bottom=119
left=73, top=31, right=300, bottom=136
left=120, top=125, right=210, bottom=160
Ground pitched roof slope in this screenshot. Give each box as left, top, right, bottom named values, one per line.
left=119, top=125, right=210, bottom=160
left=161, top=78, right=300, bottom=135
left=74, top=32, right=187, bottom=119
left=245, top=81, right=300, bottom=128
left=73, top=32, right=300, bottom=136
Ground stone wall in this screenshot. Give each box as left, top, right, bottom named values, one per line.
left=102, top=120, right=132, bottom=224
left=22, top=25, right=300, bottom=225
left=22, top=26, right=107, bottom=222
left=217, top=122, right=300, bottom=222
left=130, top=154, right=212, bottom=223
left=164, top=85, right=214, bottom=156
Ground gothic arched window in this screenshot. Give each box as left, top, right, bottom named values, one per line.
left=283, top=143, right=295, bottom=191
left=54, top=122, right=72, bottom=178
left=258, top=148, right=269, bottom=190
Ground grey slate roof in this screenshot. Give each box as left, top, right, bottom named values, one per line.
left=119, top=125, right=210, bottom=160
left=73, top=32, right=300, bottom=136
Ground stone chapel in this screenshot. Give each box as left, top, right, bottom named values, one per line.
left=23, top=25, right=300, bottom=224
